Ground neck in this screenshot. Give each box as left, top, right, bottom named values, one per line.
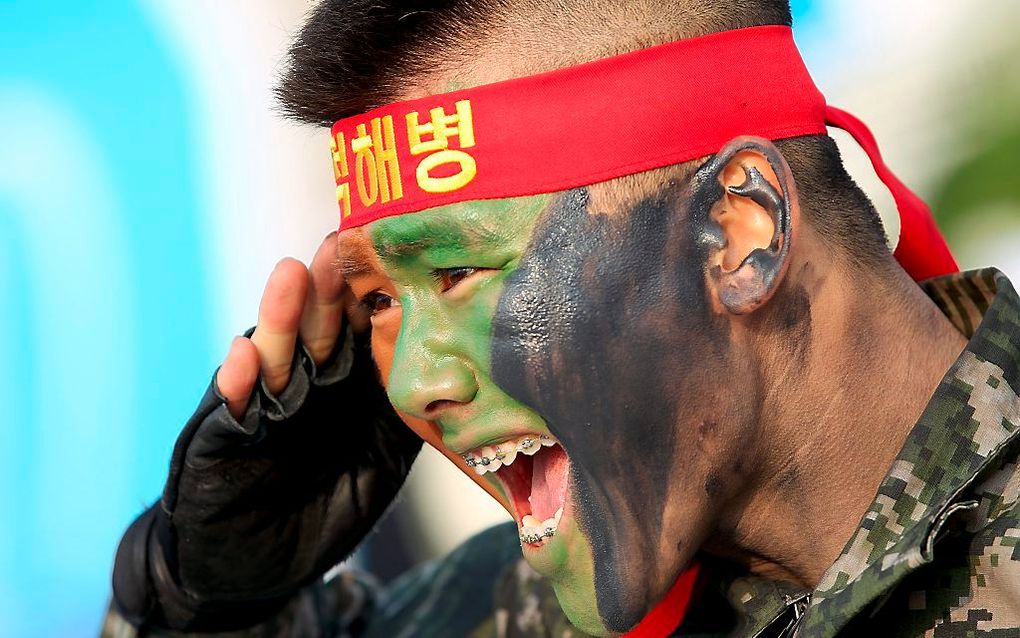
left=710, top=253, right=968, bottom=587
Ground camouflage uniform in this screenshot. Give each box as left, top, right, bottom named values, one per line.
left=103, top=269, right=1020, bottom=638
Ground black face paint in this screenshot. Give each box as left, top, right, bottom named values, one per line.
left=491, top=169, right=736, bottom=630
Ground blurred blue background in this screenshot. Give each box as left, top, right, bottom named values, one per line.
left=1, top=4, right=214, bottom=636
left=1, top=1, right=1018, bottom=636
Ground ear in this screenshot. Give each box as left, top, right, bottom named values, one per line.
left=701, top=137, right=799, bottom=315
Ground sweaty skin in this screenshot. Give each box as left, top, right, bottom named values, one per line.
left=344, top=196, right=608, bottom=632
left=343, top=154, right=768, bottom=633
left=492, top=168, right=760, bottom=631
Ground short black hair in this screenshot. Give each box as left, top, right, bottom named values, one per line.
left=277, top=0, right=497, bottom=126
left=277, top=0, right=889, bottom=266
left=277, top=0, right=794, bottom=126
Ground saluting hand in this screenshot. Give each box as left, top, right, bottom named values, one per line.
left=112, top=233, right=422, bottom=631
left=217, top=232, right=368, bottom=418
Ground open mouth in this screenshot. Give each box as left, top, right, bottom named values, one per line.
left=462, top=434, right=570, bottom=547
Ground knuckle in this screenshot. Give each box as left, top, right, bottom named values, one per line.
left=263, top=361, right=292, bottom=378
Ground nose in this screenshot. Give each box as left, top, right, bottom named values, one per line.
left=386, top=315, right=479, bottom=421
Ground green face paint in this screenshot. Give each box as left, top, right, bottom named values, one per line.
left=366, top=194, right=607, bottom=635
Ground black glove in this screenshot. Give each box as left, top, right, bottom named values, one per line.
left=112, top=326, right=422, bottom=632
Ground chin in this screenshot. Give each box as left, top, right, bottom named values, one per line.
left=549, top=572, right=659, bottom=637
left=548, top=575, right=614, bottom=637
left=536, top=517, right=673, bottom=637
left=559, top=603, right=613, bottom=636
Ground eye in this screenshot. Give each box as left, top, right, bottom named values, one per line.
left=434, top=267, right=479, bottom=293
left=361, top=291, right=397, bottom=315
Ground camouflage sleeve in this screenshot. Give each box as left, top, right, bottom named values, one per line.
left=100, top=571, right=382, bottom=638
left=101, top=522, right=523, bottom=638
left=360, top=522, right=522, bottom=638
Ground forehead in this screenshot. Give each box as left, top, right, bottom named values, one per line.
left=337, top=195, right=551, bottom=271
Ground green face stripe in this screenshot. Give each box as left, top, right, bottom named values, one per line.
left=369, top=196, right=548, bottom=397
left=373, top=198, right=531, bottom=271
left=367, top=194, right=605, bottom=633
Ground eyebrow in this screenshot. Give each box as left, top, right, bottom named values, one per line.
left=335, top=220, right=506, bottom=278
left=336, top=255, right=378, bottom=278
left=371, top=214, right=510, bottom=260
left=335, top=239, right=383, bottom=278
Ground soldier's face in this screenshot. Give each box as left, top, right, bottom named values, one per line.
left=340, top=166, right=754, bottom=634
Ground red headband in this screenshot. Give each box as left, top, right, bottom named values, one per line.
left=328, top=25, right=956, bottom=281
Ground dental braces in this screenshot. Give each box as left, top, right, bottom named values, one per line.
left=520, top=527, right=556, bottom=545
left=461, top=435, right=553, bottom=467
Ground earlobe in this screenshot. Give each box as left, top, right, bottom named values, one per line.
left=703, top=137, right=796, bottom=315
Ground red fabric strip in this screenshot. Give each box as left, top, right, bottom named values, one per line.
left=624, top=562, right=701, bottom=638
left=825, top=106, right=958, bottom=280
left=330, top=26, right=826, bottom=227
left=328, top=25, right=957, bottom=281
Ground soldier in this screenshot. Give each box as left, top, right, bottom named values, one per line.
left=105, top=0, right=1020, bottom=637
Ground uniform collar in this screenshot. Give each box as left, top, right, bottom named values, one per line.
left=705, top=269, right=1020, bottom=638
left=793, top=268, right=1020, bottom=635
left=724, top=574, right=810, bottom=637
left=493, top=270, right=1020, bottom=638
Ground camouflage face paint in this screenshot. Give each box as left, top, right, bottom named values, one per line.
left=364, top=195, right=616, bottom=633
left=491, top=170, right=762, bottom=631
left=364, top=162, right=762, bottom=633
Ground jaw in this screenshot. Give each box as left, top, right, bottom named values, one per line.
left=459, top=433, right=615, bottom=634
left=541, top=515, right=610, bottom=636
left=484, top=452, right=682, bottom=636
left=459, top=420, right=695, bottom=632
left=528, top=480, right=683, bottom=637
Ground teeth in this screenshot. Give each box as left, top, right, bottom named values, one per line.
left=480, top=446, right=502, bottom=472
left=520, top=507, right=565, bottom=546
left=520, top=438, right=541, bottom=456
left=463, top=433, right=557, bottom=475
left=498, top=445, right=517, bottom=466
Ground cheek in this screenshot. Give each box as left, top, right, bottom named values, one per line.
left=490, top=188, right=731, bottom=631
left=369, top=307, right=512, bottom=509
left=370, top=312, right=434, bottom=441
left=370, top=314, right=434, bottom=442
left=369, top=312, right=401, bottom=384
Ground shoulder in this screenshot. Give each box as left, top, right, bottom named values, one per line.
left=899, top=443, right=1020, bottom=635
left=99, top=525, right=524, bottom=638
left=955, top=441, right=1020, bottom=612
left=362, top=521, right=522, bottom=638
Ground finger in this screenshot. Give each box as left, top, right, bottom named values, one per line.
left=251, top=258, right=309, bottom=395
left=217, top=337, right=260, bottom=420
left=300, top=233, right=347, bottom=365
